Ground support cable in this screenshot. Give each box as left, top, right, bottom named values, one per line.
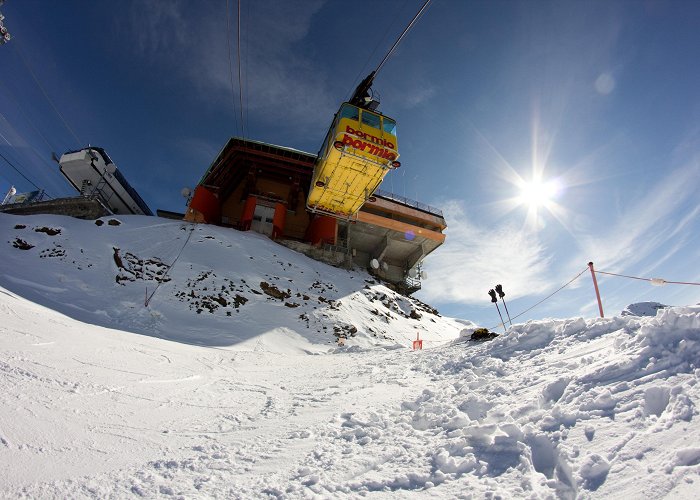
left=244, top=0, right=251, bottom=136
left=344, top=2, right=407, bottom=102
left=0, top=149, right=50, bottom=195
left=145, top=223, right=196, bottom=307
left=0, top=79, right=60, bottom=154
left=225, top=0, right=241, bottom=137
left=374, top=0, right=432, bottom=77
left=13, top=43, right=82, bottom=147
left=488, top=267, right=589, bottom=330
left=237, top=0, right=246, bottom=140
left=595, top=270, right=700, bottom=286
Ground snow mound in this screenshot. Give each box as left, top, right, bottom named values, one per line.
left=622, top=301, right=669, bottom=317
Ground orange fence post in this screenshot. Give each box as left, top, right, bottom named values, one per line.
left=588, top=261, right=604, bottom=318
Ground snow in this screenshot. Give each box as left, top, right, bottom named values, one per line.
left=1, top=213, right=699, bottom=498
left=622, top=301, right=669, bottom=317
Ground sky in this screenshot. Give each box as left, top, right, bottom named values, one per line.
left=0, top=0, right=699, bottom=326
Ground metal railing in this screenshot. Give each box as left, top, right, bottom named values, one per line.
left=374, top=189, right=443, bottom=218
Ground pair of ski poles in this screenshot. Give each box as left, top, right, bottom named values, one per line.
left=488, top=284, right=511, bottom=332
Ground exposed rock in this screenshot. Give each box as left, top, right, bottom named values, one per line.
left=34, top=227, right=61, bottom=236
left=260, top=281, right=291, bottom=300
left=333, top=324, right=358, bottom=340
left=12, top=238, right=34, bottom=250
left=113, top=247, right=171, bottom=285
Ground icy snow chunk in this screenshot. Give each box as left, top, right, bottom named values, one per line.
left=432, top=448, right=477, bottom=475
left=579, top=453, right=610, bottom=489
left=542, top=377, right=570, bottom=403
left=668, top=393, right=695, bottom=422
left=622, top=302, right=668, bottom=317
left=670, top=448, right=700, bottom=468
left=581, top=389, right=617, bottom=412
left=643, top=385, right=671, bottom=417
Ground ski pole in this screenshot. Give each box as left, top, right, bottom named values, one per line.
left=488, top=289, right=507, bottom=333
left=495, top=284, right=512, bottom=326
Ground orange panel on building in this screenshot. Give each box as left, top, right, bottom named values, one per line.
left=271, top=203, right=286, bottom=240
left=240, top=196, right=257, bottom=230
left=189, top=186, right=221, bottom=224
left=307, top=215, right=337, bottom=245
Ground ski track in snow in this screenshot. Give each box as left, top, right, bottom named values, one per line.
left=0, top=214, right=699, bottom=498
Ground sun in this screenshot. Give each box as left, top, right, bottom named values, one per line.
left=517, top=178, right=561, bottom=208
left=495, top=171, right=569, bottom=232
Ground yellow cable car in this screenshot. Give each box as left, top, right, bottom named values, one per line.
left=307, top=102, right=399, bottom=217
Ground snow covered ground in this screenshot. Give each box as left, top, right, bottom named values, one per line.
left=1, top=213, right=699, bottom=498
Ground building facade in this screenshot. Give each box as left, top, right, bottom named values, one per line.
left=185, top=138, right=446, bottom=294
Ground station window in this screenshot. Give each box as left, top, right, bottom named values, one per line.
left=360, top=110, right=381, bottom=130
left=383, top=117, right=397, bottom=135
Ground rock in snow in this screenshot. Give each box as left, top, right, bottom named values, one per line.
left=0, top=213, right=698, bottom=498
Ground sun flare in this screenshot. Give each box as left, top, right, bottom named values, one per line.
left=518, top=178, right=561, bottom=208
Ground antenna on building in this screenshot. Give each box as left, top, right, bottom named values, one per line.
left=2, top=185, right=16, bottom=205
left=181, top=187, right=193, bottom=205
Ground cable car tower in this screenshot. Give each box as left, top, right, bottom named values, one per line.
left=306, top=0, right=430, bottom=219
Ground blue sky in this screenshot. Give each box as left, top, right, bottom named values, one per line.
left=1, top=0, right=699, bottom=327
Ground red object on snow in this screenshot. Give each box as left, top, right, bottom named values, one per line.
left=412, top=332, right=422, bottom=350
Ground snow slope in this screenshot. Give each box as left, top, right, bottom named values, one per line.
left=1, top=213, right=699, bottom=498
left=0, top=213, right=464, bottom=351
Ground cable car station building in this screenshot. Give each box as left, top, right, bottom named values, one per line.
left=184, top=138, right=446, bottom=294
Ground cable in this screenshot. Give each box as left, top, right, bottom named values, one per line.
left=244, top=0, right=251, bottom=137
left=237, top=0, right=245, bottom=140
left=0, top=149, right=46, bottom=193
left=488, top=267, right=589, bottom=330
left=13, top=42, right=82, bottom=147
left=145, top=222, right=196, bottom=306
left=595, top=270, right=700, bottom=286
left=344, top=2, right=409, bottom=102
left=345, top=0, right=432, bottom=108
left=0, top=79, right=60, bottom=154
left=225, top=0, right=241, bottom=137
left=374, top=0, right=432, bottom=77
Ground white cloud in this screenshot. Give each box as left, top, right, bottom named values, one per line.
left=418, top=200, right=553, bottom=305
left=578, top=158, right=700, bottom=272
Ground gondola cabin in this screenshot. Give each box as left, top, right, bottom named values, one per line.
left=306, top=103, right=399, bottom=217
